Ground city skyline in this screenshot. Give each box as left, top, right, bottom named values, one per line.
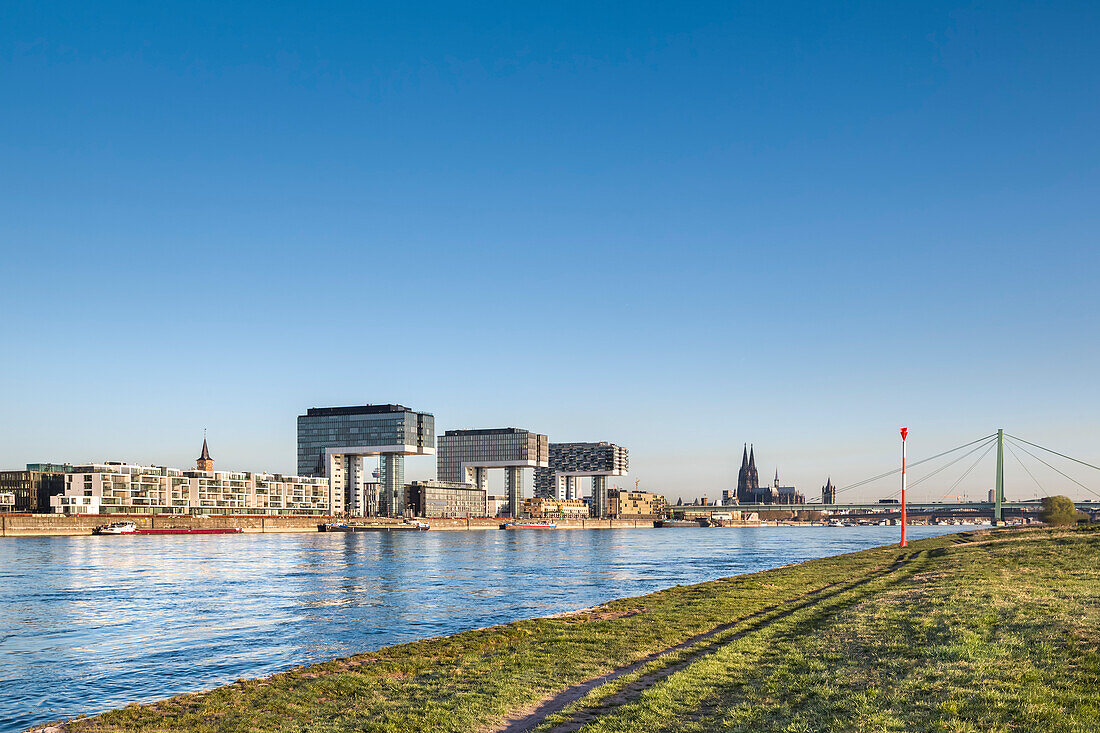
left=2, top=3, right=1098, bottom=501
left=0, top=412, right=1088, bottom=505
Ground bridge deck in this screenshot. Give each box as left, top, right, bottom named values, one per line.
left=675, top=502, right=1094, bottom=512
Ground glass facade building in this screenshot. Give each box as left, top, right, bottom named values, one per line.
left=437, top=428, right=549, bottom=518
left=296, top=404, right=435, bottom=517
left=0, top=470, right=68, bottom=513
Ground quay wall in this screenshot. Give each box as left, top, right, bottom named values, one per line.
left=0, top=513, right=795, bottom=537
left=0, top=514, right=674, bottom=537
left=0, top=513, right=336, bottom=537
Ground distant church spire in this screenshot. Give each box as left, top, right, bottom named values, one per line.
left=748, top=445, right=759, bottom=490
left=196, top=432, right=213, bottom=472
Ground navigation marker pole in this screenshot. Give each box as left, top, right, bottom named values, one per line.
left=900, top=427, right=908, bottom=548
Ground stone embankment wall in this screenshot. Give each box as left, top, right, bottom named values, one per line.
left=0, top=514, right=666, bottom=537
left=426, top=517, right=650, bottom=531
left=0, top=513, right=331, bottom=537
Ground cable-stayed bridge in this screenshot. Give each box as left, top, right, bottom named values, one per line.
left=678, top=430, right=1100, bottom=522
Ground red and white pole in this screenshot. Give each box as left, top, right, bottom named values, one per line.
left=900, top=427, right=908, bottom=548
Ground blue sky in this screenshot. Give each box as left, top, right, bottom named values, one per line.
left=2, top=1, right=1098, bottom=501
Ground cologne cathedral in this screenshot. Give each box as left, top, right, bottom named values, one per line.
left=736, top=444, right=805, bottom=504
left=737, top=444, right=775, bottom=504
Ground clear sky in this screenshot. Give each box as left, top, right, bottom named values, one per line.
left=2, top=1, right=1098, bottom=502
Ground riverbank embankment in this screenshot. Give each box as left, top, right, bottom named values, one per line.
left=33, top=525, right=1100, bottom=733
left=0, top=513, right=772, bottom=537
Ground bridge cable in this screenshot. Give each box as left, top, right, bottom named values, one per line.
left=1005, top=437, right=1100, bottom=500
left=1005, top=441, right=1046, bottom=498
left=942, top=439, right=998, bottom=499
left=874, top=437, right=998, bottom=502
left=910, top=436, right=997, bottom=490
left=833, top=433, right=997, bottom=495
left=1005, top=434, right=1100, bottom=473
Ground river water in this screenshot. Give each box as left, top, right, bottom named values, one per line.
left=0, top=524, right=965, bottom=732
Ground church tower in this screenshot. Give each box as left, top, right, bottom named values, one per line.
left=196, top=435, right=214, bottom=472
left=748, top=445, right=759, bottom=490
left=736, top=444, right=750, bottom=503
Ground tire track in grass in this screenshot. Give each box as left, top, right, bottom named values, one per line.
left=547, top=551, right=933, bottom=733
left=492, top=551, right=926, bottom=733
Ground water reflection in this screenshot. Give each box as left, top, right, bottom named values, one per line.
left=0, top=525, right=962, bottom=732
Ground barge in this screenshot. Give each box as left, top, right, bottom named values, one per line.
left=93, top=522, right=243, bottom=535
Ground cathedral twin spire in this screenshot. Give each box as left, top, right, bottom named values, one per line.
left=737, top=443, right=760, bottom=501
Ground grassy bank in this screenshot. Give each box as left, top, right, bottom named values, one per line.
left=45, top=527, right=1100, bottom=732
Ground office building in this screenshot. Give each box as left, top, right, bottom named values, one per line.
left=406, top=480, right=487, bottom=518
left=352, top=481, right=381, bottom=517
left=609, top=489, right=664, bottom=517
left=26, top=463, right=74, bottom=474
left=534, top=441, right=628, bottom=518
left=297, top=404, right=435, bottom=516
left=0, top=492, right=14, bottom=511
left=437, top=428, right=548, bottom=518
left=0, top=467, right=69, bottom=513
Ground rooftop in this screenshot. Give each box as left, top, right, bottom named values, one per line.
left=303, top=404, right=432, bottom=417
left=443, top=427, right=533, bottom=437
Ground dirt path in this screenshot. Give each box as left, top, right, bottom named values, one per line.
left=491, top=551, right=924, bottom=733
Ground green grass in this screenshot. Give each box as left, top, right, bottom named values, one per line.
left=537, top=527, right=1100, bottom=733
left=53, top=527, right=1100, bottom=732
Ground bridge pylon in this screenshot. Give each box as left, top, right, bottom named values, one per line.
left=994, top=428, right=1004, bottom=525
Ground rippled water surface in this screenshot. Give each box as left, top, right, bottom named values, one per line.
left=0, top=525, right=966, bottom=732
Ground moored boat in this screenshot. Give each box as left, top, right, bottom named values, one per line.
left=93, top=523, right=244, bottom=535
left=93, top=521, right=137, bottom=535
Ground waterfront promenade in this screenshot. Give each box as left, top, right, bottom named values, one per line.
left=29, top=526, right=1100, bottom=733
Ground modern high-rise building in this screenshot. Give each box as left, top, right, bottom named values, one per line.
left=437, top=428, right=548, bottom=518
left=297, top=404, right=434, bottom=517
left=533, top=441, right=629, bottom=517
